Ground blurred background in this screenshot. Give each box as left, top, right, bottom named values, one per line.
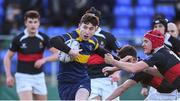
left=0, top=0, right=179, bottom=100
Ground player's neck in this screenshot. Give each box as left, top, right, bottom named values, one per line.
left=25, top=29, right=37, bottom=37
left=28, top=32, right=36, bottom=36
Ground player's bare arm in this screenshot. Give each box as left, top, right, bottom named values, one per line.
left=3, top=50, right=15, bottom=87
left=104, top=53, right=149, bottom=73
left=34, top=47, right=59, bottom=68
left=106, top=79, right=137, bottom=100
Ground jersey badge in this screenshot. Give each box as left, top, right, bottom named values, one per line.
left=20, top=43, right=27, bottom=49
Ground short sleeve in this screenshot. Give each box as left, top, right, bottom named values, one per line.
left=129, top=72, right=153, bottom=84
left=9, top=36, right=19, bottom=52
left=106, top=32, right=119, bottom=51
left=43, top=34, right=51, bottom=49
left=129, top=72, right=144, bottom=82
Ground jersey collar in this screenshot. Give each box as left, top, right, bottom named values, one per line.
left=24, top=29, right=43, bottom=40
left=153, top=45, right=164, bottom=53
left=76, top=29, right=84, bottom=41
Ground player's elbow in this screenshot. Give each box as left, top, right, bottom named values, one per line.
left=3, top=54, right=11, bottom=62
left=50, top=37, right=57, bottom=47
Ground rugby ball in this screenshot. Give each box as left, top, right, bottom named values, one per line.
left=58, top=39, right=80, bottom=63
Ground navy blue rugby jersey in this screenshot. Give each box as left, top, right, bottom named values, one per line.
left=56, top=29, right=100, bottom=82
left=9, top=29, right=51, bottom=74
left=143, top=47, right=180, bottom=84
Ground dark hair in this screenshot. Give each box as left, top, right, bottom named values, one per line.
left=152, top=15, right=168, bottom=33
left=24, top=10, right=40, bottom=21
left=118, top=45, right=137, bottom=58
left=80, top=13, right=99, bottom=26
left=85, top=7, right=101, bottom=19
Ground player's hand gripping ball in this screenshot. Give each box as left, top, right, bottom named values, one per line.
left=58, top=39, right=80, bottom=63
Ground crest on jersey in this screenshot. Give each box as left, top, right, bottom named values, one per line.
left=100, top=41, right=105, bottom=48
left=89, top=45, right=93, bottom=51
left=39, top=42, right=43, bottom=48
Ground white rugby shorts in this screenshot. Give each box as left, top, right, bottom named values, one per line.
left=15, top=72, right=47, bottom=95
left=145, top=87, right=178, bottom=100
left=89, top=77, right=119, bottom=101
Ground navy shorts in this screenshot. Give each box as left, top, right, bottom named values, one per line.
left=58, top=78, right=91, bottom=100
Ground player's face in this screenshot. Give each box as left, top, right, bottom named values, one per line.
left=25, top=18, right=40, bottom=35
left=78, top=23, right=97, bottom=41
left=142, top=38, right=152, bottom=54
left=168, top=24, right=178, bottom=38
left=153, top=23, right=165, bottom=34
left=128, top=57, right=137, bottom=63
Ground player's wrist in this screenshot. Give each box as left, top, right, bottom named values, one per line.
left=113, top=60, right=122, bottom=69
left=111, top=59, right=117, bottom=65
left=43, top=58, right=48, bottom=63
left=6, top=72, right=12, bottom=78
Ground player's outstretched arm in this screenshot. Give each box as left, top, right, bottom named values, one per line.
left=104, top=53, right=149, bottom=73
left=106, top=79, right=137, bottom=100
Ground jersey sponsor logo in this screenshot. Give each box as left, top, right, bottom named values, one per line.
left=79, top=85, right=84, bottom=88
left=20, top=43, right=27, bottom=49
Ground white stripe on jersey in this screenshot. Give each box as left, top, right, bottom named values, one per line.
left=20, top=29, right=44, bottom=41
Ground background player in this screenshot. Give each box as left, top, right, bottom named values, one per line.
left=3, top=10, right=58, bottom=100
left=167, top=22, right=179, bottom=38
left=86, top=7, right=120, bottom=101
left=105, top=45, right=177, bottom=100
left=103, top=30, right=180, bottom=93
left=141, top=16, right=180, bottom=98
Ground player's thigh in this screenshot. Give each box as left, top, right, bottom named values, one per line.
left=89, top=78, right=102, bottom=99
left=75, top=78, right=91, bottom=100
left=33, top=94, right=47, bottom=100
left=32, top=73, right=47, bottom=96
left=178, top=93, right=180, bottom=100
left=146, top=90, right=177, bottom=100
left=75, top=88, right=89, bottom=100
left=58, top=82, right=81, bottom=100
left=101, top=78, right=118, bottom=100
left=15, top=73, right=33, bottom=93
left=90, top=95, right=102, bottom=100
left=18, top=91, right=33, bottom=100
left=90, top=78, right=119, bottom=100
